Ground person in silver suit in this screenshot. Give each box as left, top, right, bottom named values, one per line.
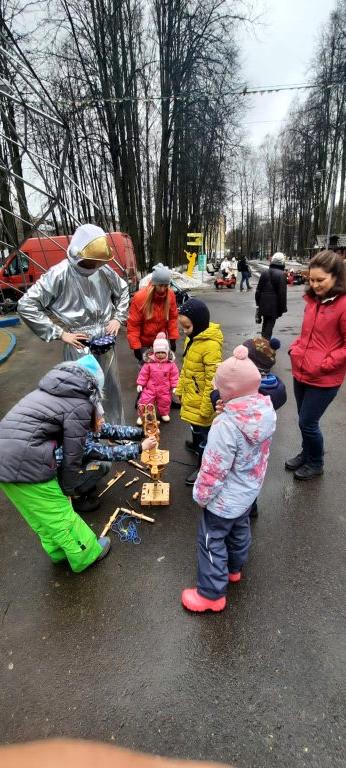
left=17, top=224, right=129, bottom=423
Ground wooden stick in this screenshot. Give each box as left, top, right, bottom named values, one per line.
left=127, top=460, right=152, bottom=480
left=128, top=459, right=147, bottom=471
left=125, top=476, right=139, bottom=487
left=100, top=507, right=121, bottom=537
left=98, top=470, right=126, bottom=497
left=120, top=506, right=155, bottom=524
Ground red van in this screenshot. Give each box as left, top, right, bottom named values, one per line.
left=0, top=232, right=138, bottom=308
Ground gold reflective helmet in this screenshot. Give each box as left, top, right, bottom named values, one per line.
left=78, top=236, right=112, bottom=263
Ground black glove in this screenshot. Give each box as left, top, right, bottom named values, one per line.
left=255, top=308, right=262, bottom=324
left=169, top=339, right=176, bottom=352
left=133, top=348, right=143, bottom=362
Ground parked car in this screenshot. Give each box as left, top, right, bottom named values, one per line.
left=0, top=232, right=138, bottom=310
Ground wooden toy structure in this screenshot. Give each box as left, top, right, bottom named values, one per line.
left=138, top=403, right=170, bottom=506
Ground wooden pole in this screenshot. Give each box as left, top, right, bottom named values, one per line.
left=100, top=507, right=121, bottom=537
left=120, top=506, right=155, bottom=524
left=98, top=470, right=126, bottom=497
left=127, top=460, right=152, bottom=480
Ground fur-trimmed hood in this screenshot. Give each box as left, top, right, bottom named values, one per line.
left=142, top=348, right=176, bottom=364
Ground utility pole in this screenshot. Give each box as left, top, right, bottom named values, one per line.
left=327, top=155, right=339, bottom=247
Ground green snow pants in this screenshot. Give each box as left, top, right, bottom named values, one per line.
left=0, top=478, right=102, bottom=572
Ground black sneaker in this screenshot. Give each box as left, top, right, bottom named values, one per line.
left=285, top=452, right=305, bottom=471
left=72, top=495, right=101, bottom=513
left=185, top=468, right=199, bottom=485
left=185, top=440, right=199, bottom=455
left=294, top=464, right=324, bottom=481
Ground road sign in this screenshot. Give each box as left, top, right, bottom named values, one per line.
left=187, top=232, right=203, bottom=246
left=198, top=253, right=207, bottom=271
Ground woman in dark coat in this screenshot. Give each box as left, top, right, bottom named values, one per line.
left=237, top=255, right=252, bottom=291
left=255, top=252, right=287, bottom=339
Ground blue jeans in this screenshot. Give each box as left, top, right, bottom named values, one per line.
left=293, top=378, right=339, bottom=468
left=197, top=508, right=252, bottom=599
left=240, top=271, right=251, bottom=290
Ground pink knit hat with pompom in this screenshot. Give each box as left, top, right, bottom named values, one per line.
left=153, top=332, right=169, bottom=355
left=214, top=345, right=261, bottom=402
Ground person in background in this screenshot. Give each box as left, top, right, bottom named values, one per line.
left=17, top=224, right=129, bottom=423
left=127, top=263, right=179, bottom=363
left=286, top=250, right=346, bottom=480
left=237, top=254, right=252, bottom=291
left=229, top=254, right=238, bottom=273
left=219, top=256, right=232, bottom=277
left=181, top=346, right=276, bottom=613
left=174, top=298, right=223, bottom=485
left=255, top=252, right=287, bottom=340
left=136, top=332, right=179, bottom=424
left=0, top=355, right=156, bottom=572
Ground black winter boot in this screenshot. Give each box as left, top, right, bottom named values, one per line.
left=185, top=468, right=200, bottom=486
left=185, top=440, right=199, bottom=455
left=285, top=452, right=305, bottom=471
left=294, top=464, right=324, bottom=481
left=185, top=451, right=202, bottom=485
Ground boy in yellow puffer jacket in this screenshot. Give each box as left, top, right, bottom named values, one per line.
left=175, top=299, right=223, bottom=484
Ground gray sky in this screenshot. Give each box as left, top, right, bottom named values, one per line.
left=239, top=0, right=337, bottom=146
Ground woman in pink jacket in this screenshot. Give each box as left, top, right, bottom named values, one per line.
left=136, top=333, right=180, bottom=423
left=286, top=251, right=346, bottom=480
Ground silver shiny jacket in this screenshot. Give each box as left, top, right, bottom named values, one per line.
left=17, top=260, right=129, bottom=341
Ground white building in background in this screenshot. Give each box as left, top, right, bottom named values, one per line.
left=214, top=214, right=226, bottom=263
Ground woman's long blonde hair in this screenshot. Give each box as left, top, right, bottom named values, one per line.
left=142, top=284, right=170, bottom=320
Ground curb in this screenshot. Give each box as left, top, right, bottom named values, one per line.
left=0, top=330, right=17, bottom=364
left=0, top=316, right=21, bottom=328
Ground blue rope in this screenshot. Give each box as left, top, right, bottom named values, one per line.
left=111, top=513, right=141, bottom=544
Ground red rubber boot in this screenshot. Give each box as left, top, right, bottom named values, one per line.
left=229, top=571, right=241, bottom=583
left=181, top=588, right=226, bottom=613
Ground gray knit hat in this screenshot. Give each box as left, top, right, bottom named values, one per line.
left=271, top=252, right=286, bottom=266
left=151, top=263, right=171, bottom=285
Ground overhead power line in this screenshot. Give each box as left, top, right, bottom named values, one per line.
left=62, top=80, right=342, bottom=106
left=2, top=80, right=340, bottom=109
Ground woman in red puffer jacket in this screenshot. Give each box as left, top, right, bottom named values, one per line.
left=127, top=264, right=179, bottom=362
left=286, top=251, right=346, bottom=480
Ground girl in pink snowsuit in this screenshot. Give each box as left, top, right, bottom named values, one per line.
left=137, top=333, right=179, bottom=423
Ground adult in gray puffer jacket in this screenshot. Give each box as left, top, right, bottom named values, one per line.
left=0, top=355, right=111, bottom=572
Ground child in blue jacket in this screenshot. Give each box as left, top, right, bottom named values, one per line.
left=182, top=346, right=276, bottom=613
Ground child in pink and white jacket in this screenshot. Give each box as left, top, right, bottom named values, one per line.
left=181, top=345, right=277, bottom=613
left=137, top=333, right=179, bottom=423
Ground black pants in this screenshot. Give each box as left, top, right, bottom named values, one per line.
left=293, top=378, right=339, bottom=467
left=261, top=317, right=276, bottom=340
left=197, top=508, right=252, bottom=599
left=74, top=462, right=111, bottom=495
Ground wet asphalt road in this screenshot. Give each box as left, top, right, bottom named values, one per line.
left=0, top=285, right=345, bottom=768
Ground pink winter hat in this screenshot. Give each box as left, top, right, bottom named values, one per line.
left=215, top=345, right=261, bottom=402
left=153, top=332, right=169, bottom=355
